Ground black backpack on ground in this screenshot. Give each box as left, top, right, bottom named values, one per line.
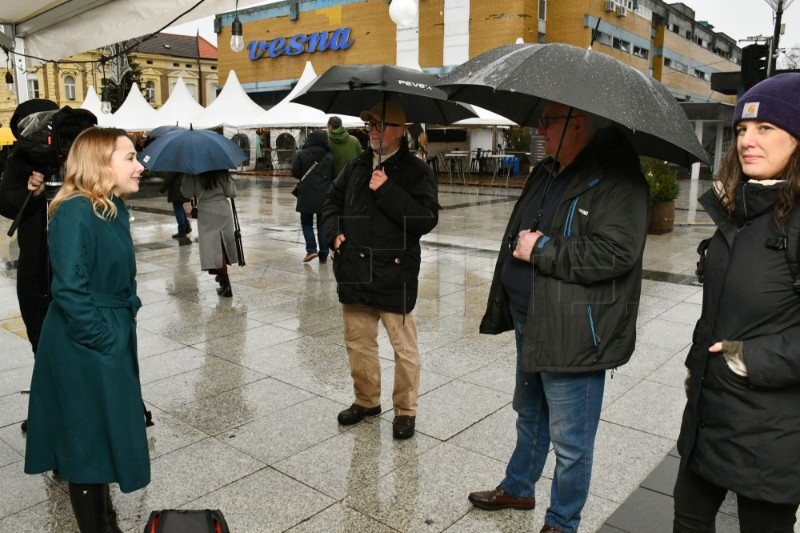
left=143, top=509, right=231, bottom=533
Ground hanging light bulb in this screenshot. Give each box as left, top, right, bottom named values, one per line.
left=230, top=16, right=244, bottom=52
left=4, top=50, right=13, bottom=93
left=230, top=1, right=244, bottom=53
left=101, top=85, right=112, bottom=114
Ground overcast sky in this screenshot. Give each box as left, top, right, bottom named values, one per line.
left=168, top=0, right=800, bottom=51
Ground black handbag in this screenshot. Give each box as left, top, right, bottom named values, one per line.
left=292, top=160, right=318, bottom=197
left=143, top=509, right=230, bottom=533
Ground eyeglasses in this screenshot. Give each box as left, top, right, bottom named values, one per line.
left=365, top=121, right=403, bottom=132
left=538, top=114, right=582, bottom=129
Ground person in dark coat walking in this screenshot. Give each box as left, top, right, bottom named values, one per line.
left=159, top=171, right=192, bottom=238
left=468, top=102, right=649, bottom=533
left=292, top=130, right=334, bottom=262
left=674, top=73, right=800, bottom=533
left=322, top=99, right=439, bottom=440
left=24, top=127, right=150, bottom=533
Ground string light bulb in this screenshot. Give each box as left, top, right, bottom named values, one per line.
left=230, top=1, right=244, bottom=53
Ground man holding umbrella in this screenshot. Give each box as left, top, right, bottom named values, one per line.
left=322, top=99, right=439, bottom=440
left=468, top=101, right=649, bottom=533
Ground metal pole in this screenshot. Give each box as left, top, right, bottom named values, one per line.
left=770, top=0, right=784, bottom=76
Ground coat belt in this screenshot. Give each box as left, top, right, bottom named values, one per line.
left=93, top=293, right=142, bottom=313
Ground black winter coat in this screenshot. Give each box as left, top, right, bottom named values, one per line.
left=480, top=129, right=649, bottom=373
left=159, top=172, right=188, bottom=204
left=292, top=131, right=334, bottom=214
left=0, top=153, right=51, bottom=350
left=678, top=182, right=800, bottom=504
left=322, top=141, right=438, bottom=314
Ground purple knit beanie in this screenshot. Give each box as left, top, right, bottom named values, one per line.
left=733, top=73, right=800, bottom=138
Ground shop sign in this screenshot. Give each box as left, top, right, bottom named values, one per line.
left=248, top=28, right=354, bottom=60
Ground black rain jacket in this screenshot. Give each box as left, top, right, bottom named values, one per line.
left=322, top=140, right=438, bottom=314
left=480, top=128, right=649, bottom=373
left=678, top=182, right=800, bottom=504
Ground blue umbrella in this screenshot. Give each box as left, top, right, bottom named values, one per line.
left=147, top=125, right=185, bottom=138
left=138, top=127, right=247, bottom=174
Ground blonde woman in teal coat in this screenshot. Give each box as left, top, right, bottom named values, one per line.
left=24, top=127, right=150, bottom=533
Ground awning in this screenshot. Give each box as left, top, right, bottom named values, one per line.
left=1, top=0, right=271, bottom=64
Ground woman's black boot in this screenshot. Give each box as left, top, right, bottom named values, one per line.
left=68, top=483, right=121, bottom=533
left=216, top=273, right=232, bottom=297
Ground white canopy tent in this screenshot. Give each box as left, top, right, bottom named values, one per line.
left=191, top=70, right=269, bottom=130
left=104, top=84, right=159, bottom=132
left=155, top=77, right=205, bottom=129
left=251, top=61, right=362, bottom=129
left=453, top=106, right=515, bottom=127
left=79, top=86, right=111, bottom=126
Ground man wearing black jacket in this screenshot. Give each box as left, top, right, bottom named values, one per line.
left=322, top=100, right=439, bottom=440
left=468, top=102, right=649, bottom=533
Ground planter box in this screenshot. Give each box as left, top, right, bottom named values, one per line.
left=648, top=201, right=675, bottom=235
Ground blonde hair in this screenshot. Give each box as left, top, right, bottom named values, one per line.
left=49, top=127, right=131, bottom=220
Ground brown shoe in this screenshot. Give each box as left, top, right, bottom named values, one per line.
left=392, top=415, right=415, bottom=439
left=540, top=526, right=564, bottom=533
left=337, top=403, right=381, bottom=425
left=303, top=252, right=318, bottom=262
left=468, top=486, right=536, bottom=511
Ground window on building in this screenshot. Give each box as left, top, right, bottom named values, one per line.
left=186, top=83, right=198, bottom=100
left=633, top=46, right=649, bottom=59
left=538, top=0, right=546, bottom=21
left=664, top=58, right=688, bottom=73
left=612, top=37, right=631, bottom=53
left=28, top=78, right=39, bottom=98
left=64, top=75, right=76, bottom=100
left=145, top=81, right=155, bottom=102
left=595, top=31, right=613, bottom=47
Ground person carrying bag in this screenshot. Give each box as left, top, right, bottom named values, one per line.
left=291, top=130, right=334, bottom=263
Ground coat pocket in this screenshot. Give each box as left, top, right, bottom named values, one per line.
left=332, top=244, right=404, bottom=290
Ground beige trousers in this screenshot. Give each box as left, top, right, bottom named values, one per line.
left=342, top=304, right=420, bottom=416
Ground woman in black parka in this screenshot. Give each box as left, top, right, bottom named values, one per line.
left=674, top=73, right=800, bottom=532
left=292, top=130, right=334, bottom=263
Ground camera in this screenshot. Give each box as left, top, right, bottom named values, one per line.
left=13, top=106, right=98, bottom=193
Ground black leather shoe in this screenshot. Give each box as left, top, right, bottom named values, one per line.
left=337, top=404, right=381, bottom=425
left=540, top=525, right=564, bottom=533
left=392, top=415, right=416, bottom=439
left=468, top=486, right=536, bottom=511
left=20, top=419, right=27, bottom=432
left=171, top=231, right=187, bottom=239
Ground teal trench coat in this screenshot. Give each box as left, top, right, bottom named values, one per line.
left=24, top=195, right=150, bottom=493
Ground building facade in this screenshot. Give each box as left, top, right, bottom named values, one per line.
left=215, top=0, right=740, bottom=107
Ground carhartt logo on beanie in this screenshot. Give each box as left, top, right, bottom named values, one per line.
left=733, top=73, right=800, bottom=139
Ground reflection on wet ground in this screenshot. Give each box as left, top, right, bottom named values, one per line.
left=0, top=174, right=744, bottom=532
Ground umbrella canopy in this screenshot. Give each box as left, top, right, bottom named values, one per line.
left=291, top=64, right=477, bottom=125
left=436, top=43, right=708, bottom=166
left=148, top=125, right=185, bottom=138
left=138, top=128, right=247, bottom=175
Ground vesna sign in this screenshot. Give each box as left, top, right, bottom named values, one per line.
left=248, top=28, right=355, bottom=60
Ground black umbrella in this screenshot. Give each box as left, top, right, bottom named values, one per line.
left=436, top=43, right=708, bottom=166
left=291, top=64, right=477, bottom=125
